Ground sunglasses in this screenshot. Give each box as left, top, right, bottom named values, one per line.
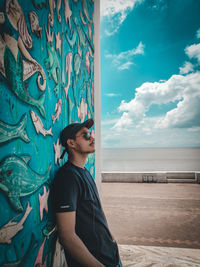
left=76, top=131, right=93, bottom=140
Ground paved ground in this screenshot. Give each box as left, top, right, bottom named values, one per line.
left=118, top=245, right=200, bottom=267
left=101, top=183, right=200, bottom=249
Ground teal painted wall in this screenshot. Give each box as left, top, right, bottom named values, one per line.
left=0, top=0, right=95, bottom=265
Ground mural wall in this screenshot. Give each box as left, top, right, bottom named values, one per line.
left=0, top=0, right=95, bottom=265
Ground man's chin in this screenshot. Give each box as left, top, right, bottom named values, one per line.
left=89, top=148, right=95, bottom=154
left=88, top=146, right=95, bottom=153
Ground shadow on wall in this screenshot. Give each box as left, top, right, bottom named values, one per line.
left=0, top=0, right=95, bottom=265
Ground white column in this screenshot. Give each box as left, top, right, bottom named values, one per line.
left=94, top=0, right=101, bottom=192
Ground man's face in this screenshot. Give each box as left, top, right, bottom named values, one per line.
left=72, top=127, right=95, bottom=154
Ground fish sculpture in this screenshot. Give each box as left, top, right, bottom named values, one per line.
left=64, top=0, right=72, bottom=29
left=88, top=23, right=92, bottom=40
left=57, top=0, right=61, bottom=23
left=39, top=186, right=49, bottom=221
left=90, top=60, right=94, bottom=80
left=67, top=94, right=74, bottom=124
left=51, top=98, right=62, bottom=124
left=28, top=11, right=42, bottom=38
left=34, top=237, right=47, bottom=267
left=73, top=53, right=81, bottom=105
left=53, top=138, right=62, bottom=165
left=80, top=10, right=87, bottom=25
left=73, top=53, right=81, bottom=78
left=82, top=0, right=92, bottom=23
left=78, top=38, right=82, bottom=57
left=85, top=50, right=90, bottom=74
left=77, top=98, right=87, bottom=123
left=73, top=17, right=87, bottom=48
left=44, top=25, right=61, bottom=96
left=65, top=28, right=77, bottom=49
left=91, top=81, right=94, bottom=106
left=55, top=32, right=61, bottom=56
left=48, top=0, right=55, bottom=27
left=6, top=0, right=32, bottom=49
left=63, top=52, right=72, bottom=98
left=0, top=114, right=30, bottom=145
left=30, top=110, right=53, bottom=137
left=87, top=81, right=93, bottom=117
left=0, top=202, right=32, bottom=244
left=52, top=238, right=68, bottom=267
left=0, top=155, right=51, bottom=212
left=3, top=35, right=46, bottom=118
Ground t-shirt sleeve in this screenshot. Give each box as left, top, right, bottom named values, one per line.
left=52, top=168, right=81, bottom=213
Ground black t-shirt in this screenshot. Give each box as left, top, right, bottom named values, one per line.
left=52, top=161, right=120, bottom=267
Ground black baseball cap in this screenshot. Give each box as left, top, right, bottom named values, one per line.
left=60, top=119, right=94, bottom=158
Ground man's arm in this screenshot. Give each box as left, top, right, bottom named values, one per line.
left=56, top=211, right=105, bottom=267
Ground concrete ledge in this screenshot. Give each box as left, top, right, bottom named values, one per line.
left=195, top=172, right=200, bottom=184
left=102, top=171, right=199, bottom=183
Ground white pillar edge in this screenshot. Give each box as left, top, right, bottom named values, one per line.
left=94, top=0, right=102, bottom=193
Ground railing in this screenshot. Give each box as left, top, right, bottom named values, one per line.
left=101, top=171, right=200, bottom=183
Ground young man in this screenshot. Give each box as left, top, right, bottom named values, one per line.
left=52, top=119, right=122, bottom=267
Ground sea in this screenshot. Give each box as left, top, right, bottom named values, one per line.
left=101, top=147, right=200, bottom=172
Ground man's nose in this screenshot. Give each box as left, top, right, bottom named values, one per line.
left=90, top=135, right=95, bottom=141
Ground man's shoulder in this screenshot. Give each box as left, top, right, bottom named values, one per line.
left=56, top=162, right=77, bottom=178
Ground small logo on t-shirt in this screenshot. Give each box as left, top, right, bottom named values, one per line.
left=60, top=205, right=70, bottom=209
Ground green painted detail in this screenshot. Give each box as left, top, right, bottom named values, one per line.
left=44, top=39, right=61, bottom=96
left=66, top=28, right=77, bottom=48
left=67, top=94, right=74, bottom=124
left=0, top=155, right=51, bottom=212
left=0, top=114, right=30, bottom=145
left=86, top=81, right=93, bottom=117
left=73, top=53, right=82, bottom=105
left=73, top=17, right=87, bottom=48
left=4, top=46, right=46, bottom=118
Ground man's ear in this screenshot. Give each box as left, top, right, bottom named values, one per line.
left=67, top=138, right=75, bottom=148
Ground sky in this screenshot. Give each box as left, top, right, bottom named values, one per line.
left=100, top=0, right=200, bottom=148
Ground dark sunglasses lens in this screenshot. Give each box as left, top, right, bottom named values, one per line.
left=84, top=132, right=91, bottom=140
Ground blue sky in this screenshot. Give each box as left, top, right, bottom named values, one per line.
left=100, top=0, right=200, bottom=148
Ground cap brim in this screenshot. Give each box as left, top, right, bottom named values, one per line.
left=82, top=119, right=94, bottom=129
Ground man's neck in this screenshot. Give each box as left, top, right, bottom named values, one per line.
left=68, top=154, right=88, bottom=169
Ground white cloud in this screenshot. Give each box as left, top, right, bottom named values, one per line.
left=179, top=61, right=194, bottom=74
left=112, top=71, right=200, bottom=131
left=101, top=118, right=119, bottom=126
left=106, top=42, right=145, bottom=70
left=100, top=0, right=143, bottom=36
left=106, top=93, right=121, bottom=97
left=185, top=43, right=200, bottom=63
left=112, top=36, right=200, bottom=132
left=118, top=62, right=134, bottom=70
left=102, top=116, right=200, bottom=148
left=196, top=28, right=200, bottom=39
left=187, top=127, right=200, bottom=132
